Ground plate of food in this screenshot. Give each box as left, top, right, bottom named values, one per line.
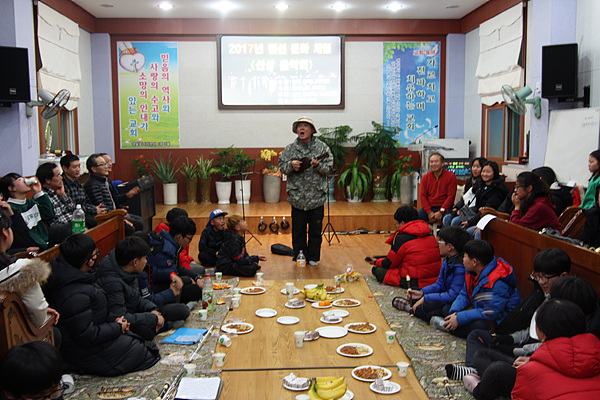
left=213, top=283, right=231, bottom=290
left=282, top=373, right=309, bottom=391
left=255, top=308, right=277, bottom=318
left=351, top=366, right=392, bottom=382
left=221, top=322, right=254, bottom=335
left=320, top=316, right=342, bottom=324
left=277, top=316, right=300, bottom=325
left=280, top=287, right=301, bottom=295
left=324, top=285, right=345, bottom=294
left=333, top=299, right=361, bottom=307
left=336, top=343, right=373, bottom=358
left=241, top=286, right=266, bottom=295
left=285, top=299, right=306, bottom=309
left=345, top=322, right=377, bottom=334
left=303, top=331, right=320, bottom=341
left=311, top=300, right=333, bottom=309
left=370, top=380, right=401, bottom=395
left=315, top=326, right=348, bottom=339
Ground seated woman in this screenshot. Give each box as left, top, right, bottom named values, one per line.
left=444, top=157, right=487, bottom=227
left=509, top=171, right=561, bottom=231
left=368, top=206, right=440, bottom=289
left=44, top=234, right=160, bottom=376
left=532, top=166, right=573, bottom=217
left=216, top=215, right=267, bottom=277
left=580, top=185, right=600, bottom=248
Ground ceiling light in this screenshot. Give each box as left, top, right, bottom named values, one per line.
left=158, top=2, right=173, bottom=10
left=214, top=1, right=236, bottom=13
left=386, top=3, right=403, bottom=12
left=331, top=2, right=347, bottom=12
left=275, top=2, right=289, bottom=11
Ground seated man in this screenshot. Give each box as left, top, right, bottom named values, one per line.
left=44, top=234, right=160, bottom=376
left=61, top=154, right=106, bottom=221
left=198, top=208, right=232, bottom=267
left=418, top=152, right=457, bottom=223
left=156, top=207, right=204, bottom=276
left=368, top=206, right=441, bottom=289
left=431, top=240, right=521, bottom=338
left=147, top=216, right=203, bottom=304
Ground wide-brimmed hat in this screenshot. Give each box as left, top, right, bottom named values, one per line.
left=292, top=116, right=316, bottom=134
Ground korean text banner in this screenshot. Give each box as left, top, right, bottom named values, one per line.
left=383, top=42, right=440, bottom=146
left=117, top=41, right=179, bottom=149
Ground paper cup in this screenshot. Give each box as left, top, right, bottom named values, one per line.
left=397, top=361, right=410, bottom=377
left=215, top=272, right=223, bottom=282
left=213, top=353, right=225, bottom=367
left=256, top=272, right=264, bottom=282
left=386, top=330, right=396, bottom=344
left=285, top=282, right=295, bottom=299
left=218, top=334, right=232, bottom=347
left=233, top=287, right=242, bottom=295
left=184, top=363, right=196, bottom=375
left=232, top=297, right=240, bottom=308
left=294, top=331, right=305, bottom=348
left=198, top=309, right=208, bottom=320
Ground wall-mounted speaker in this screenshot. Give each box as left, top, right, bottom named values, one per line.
left=0, top=46, right=31, bottom=104
left=542, top=43, right=578, bottom=99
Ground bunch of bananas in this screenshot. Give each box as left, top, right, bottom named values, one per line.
left=308, top=377, right=347, bottom=400
left=301, top=284, right=332, bottom=301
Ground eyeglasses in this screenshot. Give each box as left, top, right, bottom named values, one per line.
left=184, top=235, right=194, bottom=242
left=94, top=162, right=107, bottom=167
left=91, top=249, right=100, bottom=260
left=437, top=240, right=447, bottom=245
left=18, top=383, right=68, bottom=400
left=514, top=185, right=526, bottom=190
left=529, top=272, right=560, bottom=283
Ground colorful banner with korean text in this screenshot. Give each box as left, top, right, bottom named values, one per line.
left=117, top=41, right=179, bottom=149
left=383, top=42, right=440, bottom=146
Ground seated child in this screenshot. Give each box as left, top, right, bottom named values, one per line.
left=198, top=209, right=232, bottom=267
left=216, top=214, right=266, bottom=277
left=392, top=226, right=470, bottom=322
left=430, top=240, right=521, bottom=338
left=156, top=207, right=204, bottom=276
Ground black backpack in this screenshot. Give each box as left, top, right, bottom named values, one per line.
left=271, top=243, right=294, bottom=257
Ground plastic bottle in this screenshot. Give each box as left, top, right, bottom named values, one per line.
left=296, top=250, right=306, bottom=282
left=72, top=204, right=85, bottom=234
left=202, top=274, right=214, bottom=312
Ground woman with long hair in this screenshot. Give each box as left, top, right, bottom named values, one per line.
left=581, top=150, right=600, bottom=209
left=443, top=157, right=487, bottom=227
left=509, top=172, right=560, bottom=231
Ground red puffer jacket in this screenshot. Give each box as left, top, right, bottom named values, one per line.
left=512, top=333, right=600, bottom=400
left=376, top=219, right=441, bottom=287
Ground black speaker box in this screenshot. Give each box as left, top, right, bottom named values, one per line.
left=542, top=43, right=578, bottom=99
left=0, top=46, right=31, bottom=103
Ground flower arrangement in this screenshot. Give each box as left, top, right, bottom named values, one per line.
left=260, top=149, right=282, bottom=177
left=132, top=154, right=150, bottom=178
left=397, top=154, right=413, bottom=175
left=389, top=154, right=414, bottom=198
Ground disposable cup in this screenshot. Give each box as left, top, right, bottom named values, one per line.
left=218, top=334, right=232, bottom=347
left=285, top=282, right=295, bottom=299
left=397, top=361, right=410, bottom=377
left=198, top=309, right=208, bottom=320
left=386, top=330, right=396, bottom=344
left=215, top=272, right=223, bottom=282
left=213, top=353, right=225, bottom=367
left=232, top=297, right=240, bottom=308
left=256, top=272, right=264, bottom=282
left=233, top=287, right=242, bottom=295
left=184, top=363, right=196, bottom=375
left=294, top=331, right=305, bottom=348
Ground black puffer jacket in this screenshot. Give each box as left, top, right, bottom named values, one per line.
left=95, top=250, right=159, bottom=338
left=464, top=178, right=510, bottom=226
left=44, top=254, right=160, bottom=376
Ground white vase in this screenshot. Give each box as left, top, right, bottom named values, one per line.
left=400, top=174, right=414, bottom=204
left=262, top=174, right=281, bottom=203
left=235, top=179, right=251, bottom=204
left=216, top=181, right=232, bottom=205
left=345, top=185, right=363, bottom=203
left=163, top=182, right=178, bottom=205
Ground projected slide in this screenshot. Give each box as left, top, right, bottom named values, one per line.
left=218, top=35, right=343, bottom=108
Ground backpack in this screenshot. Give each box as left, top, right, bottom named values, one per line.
left=271, top=243, right=294, bottom=257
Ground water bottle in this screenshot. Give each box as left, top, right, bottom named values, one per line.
left=202, top=274, right=214, bottom=312
left=72, top=204, right=85, bottom=233
left=296, top=250, right=306, bottom=282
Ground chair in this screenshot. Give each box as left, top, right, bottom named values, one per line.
left=558, top=206, right=581, bottom=227
left=561, top=209, right=586, bottom=238
left=478, top=207, right=510, bottom=221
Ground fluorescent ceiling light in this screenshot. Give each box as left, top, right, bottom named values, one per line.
left=331, top=2, right=347, bottom=12
left=214, top=1, right=236, bottom=13
left=386, top=3, right=403, bottom=12
left=158, top=2, right=173, bottom=10
left=275, top=2, right=289, bottom=11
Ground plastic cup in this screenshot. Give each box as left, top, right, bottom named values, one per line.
left=386, top=330, right=396, bottom=344
left=198, top=309, right=208, bottom=321
left=213, top=353, right=225, bottom=367
left=285, top=282, right=295, bottom=299
left=215, top=272, right=222, bottom=282
left=184, top=363, right=196, bottom=375
left=397, top=361, right=410, bottom=377
left=294, top=331, right=305, bottom=348
left=256, top=272, right=264, bottom=282
left=232, top=297, right=240, bottom=308
left=218, top=334, right=232, bottom=347
left=233, top=287, right=242, bottom=295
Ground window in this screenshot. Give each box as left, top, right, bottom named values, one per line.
left=38, top=108, right=79, bottom=155
left=481, top=103, right=525, bottom=165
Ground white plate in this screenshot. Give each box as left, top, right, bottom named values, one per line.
left=285, top=300, right=306, bottom=309
left=255, top=308, right=277, bottom=318
left=241, top=286, right=266, bottom=295
left=344, top=322, right=377, bottom=334
left=282, top=380, right=309, bottom=392
left=280, top=287, right=301, bottom=295
left=315, top=326, right=348, bottom=339
left=370, top=381, right=401, bottom=395
left=336, top=343, right=373, bottom=358
left=305, top=297, right=319, bottom=303
left=311, top=302, right=333, bottom=309
left=277, top=316, right=300, bottom=325
left=221, top=322, right=254, bottom=335
left=351, top=366, right=392, bottom=382
left=333, top=299, right=361, bottom=307
left=320, top=316, right=342, bottom=324
left=326, top=287, right=345, bottom=294
left=304, top=284, right=318, bottom=290
left=327, top=309, right=349, bottom=318
left=339, top=389, right=354, bottom=400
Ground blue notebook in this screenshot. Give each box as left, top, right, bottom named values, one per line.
left=162, top=328, right=208, bottom=345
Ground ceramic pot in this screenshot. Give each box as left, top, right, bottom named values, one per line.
left=235, top=179, right=251, bottom=204
left=185, top=178, right=197, bottom=204
left=263, top=174, right=281, bottom=203
left=199, top=178, right=212, bottom=204
left=163, top=182, right=178, bottom=205
left=216, top=181, right=232, bottom=205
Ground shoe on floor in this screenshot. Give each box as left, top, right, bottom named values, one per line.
left=463, top=373, right=481, bottom=394
left=309, top=260, right=319, bottom=266
left=392, top=297, right=411, bottom=313
left=430, top=316, right=446, bottom=331
left=445, top=364, right=478, bottom=380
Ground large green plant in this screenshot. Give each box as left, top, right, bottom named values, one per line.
left=317, top=125, right=352, bottom=171
left=212, top=147, right=237, bottom=182
left=179, top=157, right=199, bottom=180
left=196, top=154, right=215, bottom=179
left=353, top=121, right=401, bottom=170
left=231, top=148, right=257, bottom=179
left=150, top=154, right=181, bottom=184
left=338, top=157, right=372, bottom=200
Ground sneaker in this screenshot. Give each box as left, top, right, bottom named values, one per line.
left=445, top=364, right=478, bottom=380
left=308, top=260, right=319, bottom=266
left=463, top=374, right=481, bottom=394
left=186, top=301, right=198, bottom=311
left=392, top=297, right=411, bottom=313
left=430, top=316, right=446, bottom=331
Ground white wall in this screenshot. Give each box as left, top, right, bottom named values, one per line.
left=463, top=27, right=482, bottom=157
left=77, top=28, right=95, bottom=155
left=577, top=0, right=600, bottom=108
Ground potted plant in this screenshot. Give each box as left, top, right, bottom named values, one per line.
left=179, top=157, right=199, bottom=204
left=212, top=147, right=237, bottom=204
left=150, top=154, right=181, bottom=205
left=389, top=153, right=414, bottom=203
left=196, top=155, right=214, bottom=204
left=260, top=149, right=282, bottom=203
left=353, top=122, right=401, bottom=202
left=318, top=125, right=353, bottom=202
left=337, top=157, right=372, bottom=202
left=132, top=154, right=150, bottom=178
left=231, top=148, right=257, bottom=204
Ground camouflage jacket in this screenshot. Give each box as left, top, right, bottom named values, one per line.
left=279, top=137, right=333, bottom=210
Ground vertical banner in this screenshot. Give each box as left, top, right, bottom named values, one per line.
left=383, top=42, right=440, bottom=146
left=117, top=41, right=179, bottom=149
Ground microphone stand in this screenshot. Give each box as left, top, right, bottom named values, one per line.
left=236, top=170, right=261, bottom=246
left=322, top=173, right=340, bottom=245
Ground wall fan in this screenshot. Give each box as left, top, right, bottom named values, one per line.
left=26, top=88, right=70, bottom=119
left=501, top=84, right=541, bottom=118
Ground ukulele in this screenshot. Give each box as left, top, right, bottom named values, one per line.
left=296, top=152, right=329, bottom=172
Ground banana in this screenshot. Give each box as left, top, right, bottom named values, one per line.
left=316, top=377, right=345, bottom=390
left=319, top=288, right=327, bottom=300
left=304, top=288, right=318, bottom=299
left=308, top=379, right=321, bottom=400
left=316, top=383, right=347, bottom=400
left=315, top=377, right=338, bottom=385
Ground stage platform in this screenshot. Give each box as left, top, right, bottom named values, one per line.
left=152, top=200, right=407, bottom=234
